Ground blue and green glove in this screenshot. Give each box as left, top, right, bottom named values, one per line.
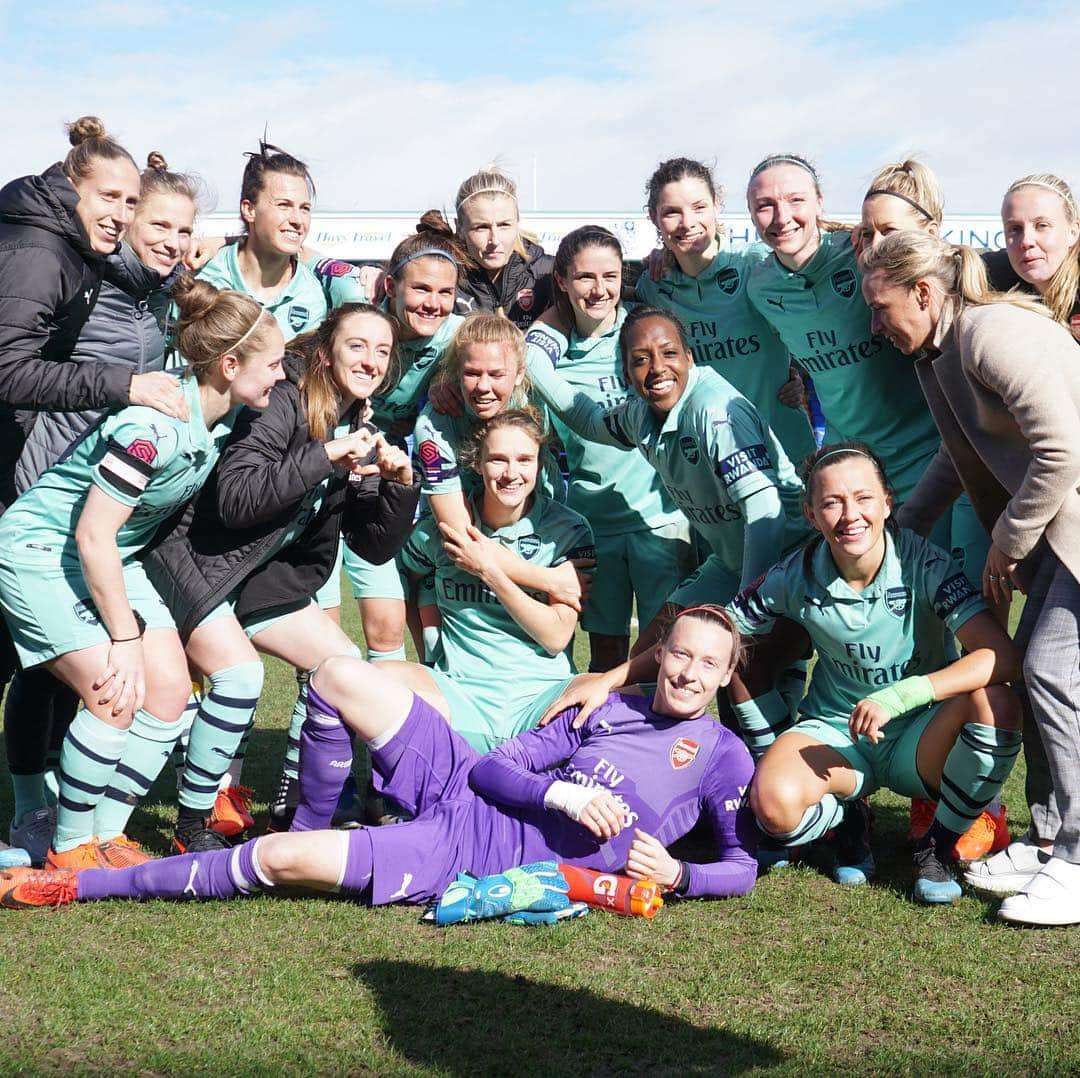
left=431, top=860, right=586, bottom=926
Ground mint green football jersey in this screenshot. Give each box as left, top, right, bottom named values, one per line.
left=197, top=243, right=329, bottom=338
left=400, top=491, right=595, bottom=716
left=637, top=246, right=815, bottom=467
left=370, top=312, right=464, bottom=429
left=729, top=527, right=986, bottom=723
left=534, top=306, right=684, bottom=537
left=0, top=375, right=236, bottom=565
left=528, top=359, right=809, bottom=577
left=745, top=230, right=939, bottom=496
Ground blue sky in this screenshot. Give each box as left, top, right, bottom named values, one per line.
left=2, top=1, right=1076, bottom=213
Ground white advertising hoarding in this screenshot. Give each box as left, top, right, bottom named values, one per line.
left=199, top=211, right=1006, bottom=261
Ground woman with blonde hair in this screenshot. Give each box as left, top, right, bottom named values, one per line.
left=857, top=157, right=1004, bottom=860
left=0, top=277, right=286, bottom=871
left=986, top=173, right=1080, bottom=336
left=861, top=230, right=1080, bottom=925
left=449, top=167, right=554, bottom=328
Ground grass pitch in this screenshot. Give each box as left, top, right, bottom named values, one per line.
left=1, top=592, right=1077, bottom=1076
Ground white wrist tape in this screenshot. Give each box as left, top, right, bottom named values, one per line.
left=543, top=780, right=597, bottom=821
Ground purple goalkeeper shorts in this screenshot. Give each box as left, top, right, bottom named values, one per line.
left=353, top=692, right=486, bottom=905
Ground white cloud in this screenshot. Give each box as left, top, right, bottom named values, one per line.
left=3, top=2, right=1079, bottom=215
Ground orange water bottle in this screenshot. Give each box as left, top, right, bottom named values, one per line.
left=558, top=864, right=664, bottom=919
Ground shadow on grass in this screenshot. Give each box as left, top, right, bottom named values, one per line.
left=353, top=959, right=783, bottom=1076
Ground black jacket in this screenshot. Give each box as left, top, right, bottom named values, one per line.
left=142, top=364, right=420, bottom=639
left=0, top=164, right=131, bottom=508
left=455, top=240, right=554, bottom=329
left=983, top=247, right=1080, bottom=328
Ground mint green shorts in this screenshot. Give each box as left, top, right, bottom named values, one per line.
left=343, top=543, right=406, bottom=601
left=427, top=670, right=570, bottom=753
left=784, top=702, right=945, bottom=800
left=0, top=557, right=174, bottom=668
left=582, top=520, right=694, bottom=637
left=314, top=538, right=344, bottom=610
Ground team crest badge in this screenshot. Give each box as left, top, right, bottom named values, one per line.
left=716, top=266, right=740, bottom=296
left=73, top=599, right=100, bottom=625
left=518, top=533, right=541, bottom=559
left=516, top=288, right=535, bottom=313
left=885, top=586, right=911, bottom=617
left=679, top=436, right=699, bottom=465
left=288, top=305, right=310, bottom=332
left=670, top=737, right=699, bottom=770
left=831, top=269, right=857, bottom=299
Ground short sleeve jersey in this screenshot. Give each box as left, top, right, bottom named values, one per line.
left=305, top=255, right=368, bottom=309
left=197, top=243, right=329, bottom=338
left=745, top=230, right=940, bottom=485
left=637, top=246, right=816, bottom=466
left=412, top=403, right=562, bottom=501
left=0, top=375, right=236, bottom=565
left=537, top=306, right=684, bottom=536
left=729, top=527, right=986, bottom=723
left=400, top=491, right=595, bottom=684
left=533, top=363, right=808, bottom=576
left=370, top=312, right=464, bottom=429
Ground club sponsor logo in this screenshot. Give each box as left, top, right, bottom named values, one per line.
left=831, top=269, right=857, bottom=299
left=517, top=533, right=541, bottom=560
left=885, top=586, right=910, bottom=617
left=679, top=436, right=699, bottom=465
left=525, top=329, right=562, bottom=368
left=670, top=736, right=700, bottom=770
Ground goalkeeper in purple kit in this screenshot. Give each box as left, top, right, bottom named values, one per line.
left=0, top=607, right=756, bottom=913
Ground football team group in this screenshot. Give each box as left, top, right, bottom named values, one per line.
left=0, top=115, right=1076, bottom=928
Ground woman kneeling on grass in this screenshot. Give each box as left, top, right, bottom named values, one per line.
left=732, top=445, right=1022, bottom=903
left=0, top=606, right=757, bottom=910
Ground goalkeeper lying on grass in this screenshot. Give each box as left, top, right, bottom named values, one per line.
left=0, top=606, right=757, bottom=914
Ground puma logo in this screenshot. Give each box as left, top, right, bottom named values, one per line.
left=183, top=859, right=199, bottom=897
left=389, top=873, right=413, bottom=900
left=766, top=296, right=785, bottom=310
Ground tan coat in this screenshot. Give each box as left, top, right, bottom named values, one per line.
left=899, top=298, right=1080, bottom=583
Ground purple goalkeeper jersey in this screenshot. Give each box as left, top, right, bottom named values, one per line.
left=365, top=692, right=757, bottom=905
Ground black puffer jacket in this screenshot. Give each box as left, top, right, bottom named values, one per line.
left=0, top=164, right=132, bottom=508
left=455, top=239, right=554, bottom=329
left=16, top=243, right=177, bottom=491
left=142, top=363, right=420, bottom=639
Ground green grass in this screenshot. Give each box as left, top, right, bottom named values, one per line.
left=1, top=593, right=1077, bottom=1076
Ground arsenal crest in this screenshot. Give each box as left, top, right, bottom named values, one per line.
left=670, top=736, right=700, bottom=770
left=885, top=586, right=910, bottom=617
left=516, top=288, right=535, bottom=313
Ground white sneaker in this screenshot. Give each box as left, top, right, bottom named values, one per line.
left=962, top=836, right=1049, bottom=895
left=998, top=858, right=1080, bottom=926
left=8, top=806, right=57, bottom=868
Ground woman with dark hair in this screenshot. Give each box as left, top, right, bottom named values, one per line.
left=139, top=303, right=418, bottom=852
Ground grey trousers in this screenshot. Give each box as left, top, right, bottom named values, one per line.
left=1014, top=548, right=1080, bottom=862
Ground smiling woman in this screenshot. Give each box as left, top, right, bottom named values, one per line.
left=0, top=277, right=285, bottom=871
left=861, top=230, right=1080, bottom=926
